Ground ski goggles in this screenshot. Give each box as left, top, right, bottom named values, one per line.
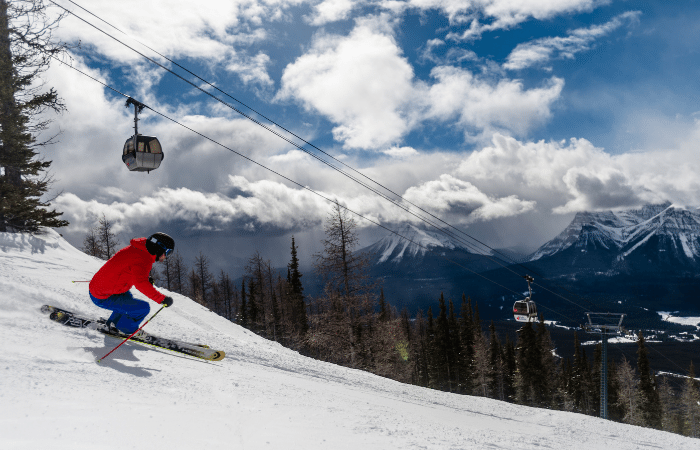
left=154, top=240, right=173, bottom=256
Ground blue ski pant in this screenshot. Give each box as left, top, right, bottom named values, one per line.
left=89, top=291, right=150, bottom=334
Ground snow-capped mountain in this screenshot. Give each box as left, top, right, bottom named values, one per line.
left=366, top=223, right=479, bottom=264
left=528, top=203, right=700, bottom=273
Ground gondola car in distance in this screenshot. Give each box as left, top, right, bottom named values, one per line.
left=513, top=274, right=537, bottom=322
left=122, top=134, right=163, bottom=172
left=513, top=298, right=537, bottom=322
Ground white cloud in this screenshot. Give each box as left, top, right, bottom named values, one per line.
left=226, top=51, right=274, bottom=86
left=426, top=66, right=564, bottom=139
left=403, top=174, right=536, bottom=221
left=504, top=11, right=641, bottom=70
left=382, top=146, right=419, bottom=158
left=278, top=17, right=564, bottom=149
left=53, top=175, right=331, bottom=236
left=456, top=133, right=700, bottom=214
left=443, top=0, right=610, bottom=40
left=278, top=18, right=420, bottom=149
left=307, top=0, right=360, bottom=25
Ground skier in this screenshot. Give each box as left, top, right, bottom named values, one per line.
left=89, top=232, right=175, bottom=336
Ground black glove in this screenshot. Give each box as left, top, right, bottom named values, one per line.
left=149, top=275, right=154, bottom=285
left=162, top=296, right=174, bottom=307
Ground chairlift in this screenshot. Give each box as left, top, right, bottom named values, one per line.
left=513, top=275, right=538, bottom=322
left=122, top=98, right=163, bottom=173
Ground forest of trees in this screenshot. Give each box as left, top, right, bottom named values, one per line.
left=83, top=206, right=700, bottom=439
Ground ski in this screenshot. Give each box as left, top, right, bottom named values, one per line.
left=41, top=305, right=225, bottom=361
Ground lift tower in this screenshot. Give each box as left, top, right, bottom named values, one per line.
left=583, top=312, right=626, bottom=420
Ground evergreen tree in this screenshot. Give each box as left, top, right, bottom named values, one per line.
left=287, top=236, right=307, bottom=334
left=637, top=332, right=662, bottom=429
left=0, top=0, right=68, bottom=232
left=515, top=321, right=541, bottom=406
left=536, top=316, right=557, bottom=408
left=488, top=321, right=505, bottom=400
left=503, top=335, right=517, bottom=402
left=434, top=293, right=451, bottom=391
left=607, top=358, right=624, bottom=422
left=447, top=299, right=460, bottom=393
left=681, top=361, right=700, bottom=437
left=378, top=288, right=388, bottom=322
left=458, top=294, right=475, bottom=394
left=239, top=279, right=248, bottom=328
left=571, top=332, right=593, bottom=413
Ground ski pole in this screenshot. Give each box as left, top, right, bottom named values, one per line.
left=97, top=305, right=166, bottom=363
left=72, top=280, right=90, bottom=283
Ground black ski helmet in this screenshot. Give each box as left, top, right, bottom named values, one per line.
left=146, top=232, right=175, bottom=258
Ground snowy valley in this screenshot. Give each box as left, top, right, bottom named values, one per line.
left=1, top=230, right=697, bottom=449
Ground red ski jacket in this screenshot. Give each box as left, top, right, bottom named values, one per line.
left=89, top=237, right=166, bottom=304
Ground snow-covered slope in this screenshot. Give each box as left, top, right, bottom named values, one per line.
left=529, top=203, right=700, bottom=264
left=1, top=230, right=695, bottom=449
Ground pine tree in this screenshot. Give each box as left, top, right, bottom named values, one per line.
left=288, top=236, right=307, bottom=334
left=434, top=293, right=451, bottom=391
left=458, top=294, right=475, bottom=394
left=515, top=321, right=541, bottom=406
left=503, top=335, right=517, bottom=402
left=681, top=361, right=700, bottom=437
left=239, top=279, right=248, bottom=328
left=607, top=358, right=624, bottom=422
left=488, top=321, right=505, bottom=400
left=637, top=332, right=662, bottom=429
left=536, top=316, right=557, bottom=408
left=0, top=0, right=68, bottom=232
left=378, top=288, right=388, bottom=322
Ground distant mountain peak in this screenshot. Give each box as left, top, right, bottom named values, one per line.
left=528, top=202, right=700, bottom=264
left=368, top=223, right=473, bottom=263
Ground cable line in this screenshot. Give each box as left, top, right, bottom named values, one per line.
left=50, top=0, right=635, bottom=327
left=54, top=57, right=549, bottom=313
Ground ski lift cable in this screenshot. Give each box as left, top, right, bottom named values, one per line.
left=53, top=5, right=692, bottom=376
left=55, top=0, right=515, bottom=262
left=50, top=1, right=614, bottom=321
left=49, top=0, right=498, bottom=258
left=51, top=0, right=569, bottom=283
left=55, top=57, right=565, bottom=319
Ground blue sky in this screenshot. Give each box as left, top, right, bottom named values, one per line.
left=37, top=0, right=700, bottom=273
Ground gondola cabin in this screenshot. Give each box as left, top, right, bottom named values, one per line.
left=122, top=134, right=163, bottom=173
left=513, top=298, right=537, bottom=322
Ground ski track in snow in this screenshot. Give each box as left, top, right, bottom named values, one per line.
left=1, top=230, right=697, bottom=449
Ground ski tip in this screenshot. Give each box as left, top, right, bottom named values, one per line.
left=210, top=351, right=226, bottom=361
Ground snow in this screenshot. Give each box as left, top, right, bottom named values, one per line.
left=373, top=224, right=475, bottom=263
left=658, top=311, right=700, bottom=330
left=1, top=230, right=697, bottom=449
left=530, top=202, right=700, bottom=262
